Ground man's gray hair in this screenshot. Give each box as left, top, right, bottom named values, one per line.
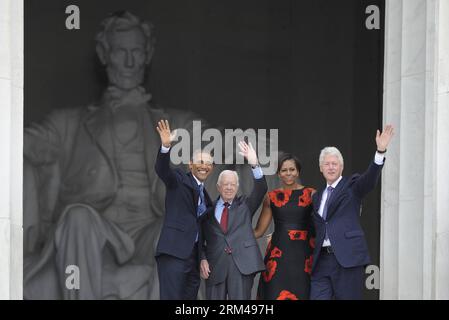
left=319, top=146, right=344, bottom=167
left=217, top=170, right=239, bottom=186
left=95, top=11, right=156, bottom=53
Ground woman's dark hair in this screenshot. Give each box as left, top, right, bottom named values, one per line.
left=277, top=153, right=302, bottom=174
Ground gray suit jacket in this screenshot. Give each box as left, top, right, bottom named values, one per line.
left=201, top=175, right=267, bottom=286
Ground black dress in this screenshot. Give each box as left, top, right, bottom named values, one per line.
left=257, top=188, right=315, bottom=300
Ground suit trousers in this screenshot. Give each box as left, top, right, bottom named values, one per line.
left=310, top=251, right=364, bottom=300
left=156, top=243, right=200, bottom=300
left=206, top=253, right=255, bottom=300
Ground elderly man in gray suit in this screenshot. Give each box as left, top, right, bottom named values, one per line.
left=200, top=141, right=267, bottom=300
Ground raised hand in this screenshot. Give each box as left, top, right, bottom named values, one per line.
left=156, top=120, right=176, bottom=148
left=376, top=124, right=394, bottom=152
left=238, top=141, right=258, bottom=167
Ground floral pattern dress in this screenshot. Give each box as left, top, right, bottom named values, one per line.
left=257, top=188, right=315, bottom=300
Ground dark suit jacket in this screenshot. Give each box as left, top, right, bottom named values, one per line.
left=201, top=175, right=267, bottom=286
left=311, top=161, right=384, bottom=271
left=155, top=149, right=212, bottom=260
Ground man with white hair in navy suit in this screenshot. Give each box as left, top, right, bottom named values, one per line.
left=310, top=125, right=394, bottom=300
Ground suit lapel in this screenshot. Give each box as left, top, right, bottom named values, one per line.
left=210, top=197, right=240, bottom=234
left=204, top=189, right=212, bottom=208
left=326, top=176, right=348, bottom=221
left=84, top=106, right=115, bottom=160
left=185, top=173, right=200, bottom=217
left=226, top=197, right=243, bottom=234
left=312, top=187, right=325, bottom=220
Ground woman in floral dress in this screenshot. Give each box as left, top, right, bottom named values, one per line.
left=255, top=153, right=315, bottom=300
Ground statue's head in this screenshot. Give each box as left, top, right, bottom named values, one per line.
left=95, top=11, right=156, bottom=90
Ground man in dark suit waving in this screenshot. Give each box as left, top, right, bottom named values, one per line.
left=310, top=125, right=394, bottom=300
left=200, top=141, right=267, bottom=300
left=155, top=119, right=214, bottom=300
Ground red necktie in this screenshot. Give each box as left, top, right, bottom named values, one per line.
left=220, top=202, right=230, bottom=233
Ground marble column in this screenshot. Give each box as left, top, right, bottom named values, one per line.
left=0, top=0, right=23, bottom=299
left=381, top=0, right=449, bottom=299
left=434, top=0, right=449, bottom=300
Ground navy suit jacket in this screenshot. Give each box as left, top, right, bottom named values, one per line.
left=155, top=149, right=212, bottom=260
left=311, top=161, right=384, bottom=271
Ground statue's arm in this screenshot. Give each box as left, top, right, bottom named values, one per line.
left=24, top=110, right=68, bottom=165
left=23, top=110, right=71, bottom=254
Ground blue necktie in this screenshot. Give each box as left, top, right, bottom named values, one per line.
left=197, top=184, right=206, bottom=217
left=195, top=184, right=206, bottom=243
left=322, top=186, right=334, bottom=242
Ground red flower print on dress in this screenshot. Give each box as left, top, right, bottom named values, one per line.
left=298, top=188, right=314, bottom=207
left=276, top=290, right=299, bottom=300
left=269, top=189, right=292, bottom=207
left=269, top=246, right=282, bottom=259
left=304, top=256, right=313, bottom=275
left=287, top=230, right=308, bottom=241
left=309, top=237, right=316, bottom=249
left=263, top=260, right=277, bottom=282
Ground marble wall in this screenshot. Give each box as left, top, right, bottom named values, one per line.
left=435, top=0, right=449, bottom=300
left=0, top=0, right=23, bottom=300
